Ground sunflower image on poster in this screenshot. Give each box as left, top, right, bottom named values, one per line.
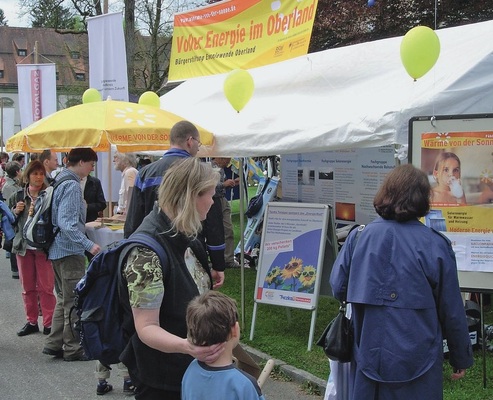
left=262, top=230, right=321, bottom=294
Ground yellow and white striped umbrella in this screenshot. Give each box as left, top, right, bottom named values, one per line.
left=6, top=100, right=214, bottom=153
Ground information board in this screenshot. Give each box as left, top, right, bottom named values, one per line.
left=250, top=202, right=337, bottom=350
left=409, top=114, right=493, bottom=291
left=253, top=203, right=330, bottom=310
left=280, top=146, right=397, bottom=226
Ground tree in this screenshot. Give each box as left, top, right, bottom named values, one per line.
left=131, top=0, right=205, bottom=93
left=0, top=8, right=8, bottom=26
left=30, top=0, right=79, bottom=29
left=309, top=0, right=493, bottom=53
left=19, top=0, right=102, bottom=31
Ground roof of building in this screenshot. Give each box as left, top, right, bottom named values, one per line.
left=0, top=26, right=89, bottom=88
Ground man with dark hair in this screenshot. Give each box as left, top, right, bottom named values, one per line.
left=124, top=121, right=226, bottom=288
left=42, top=148, right=101, bottom=361
left=12, top=153, right=25, bottom=168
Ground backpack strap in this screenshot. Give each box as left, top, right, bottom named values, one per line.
left=116, top=233, right=169, bottom=335
left=50, top=175, right=80, bottom=236
left=52, top=175, right=78, bottom=189
left=123, top=233, right=168, bottom=268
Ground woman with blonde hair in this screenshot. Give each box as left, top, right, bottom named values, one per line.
left=121, top=157, right=224, bottom=400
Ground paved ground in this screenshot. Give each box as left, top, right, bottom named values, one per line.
left=0, top=253, right=326, bottom=399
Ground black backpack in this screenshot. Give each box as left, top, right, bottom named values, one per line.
left=245, top=178, right=270, bottom=218
left=73, top=233, right=168, bottom=366
left=22, top=176, right=76, bottom=250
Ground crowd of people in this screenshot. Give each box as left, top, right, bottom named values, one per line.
left=0, top=120, right=259, bottom=399
left=0, top=123, right=480, bottom=399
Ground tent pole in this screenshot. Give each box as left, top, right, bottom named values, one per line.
left=239, top=158, right=245, bottom=329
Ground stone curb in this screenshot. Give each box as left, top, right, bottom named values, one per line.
left=241, top=343, right=327, bottom=397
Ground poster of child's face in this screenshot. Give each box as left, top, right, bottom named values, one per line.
left=422, top=147, right=493, bottom=206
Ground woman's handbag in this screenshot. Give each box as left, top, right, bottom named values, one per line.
left=245, top=178, right=270, bottom=218
left=317, top=225, right=365, bottom=363
left=316, top=301, right=352, bottom=363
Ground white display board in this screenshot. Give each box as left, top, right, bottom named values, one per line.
left=250, top=202, right=336, bottom=350
left=280, top=145, right=397, bottom=225
left=409, top=114, right=493, bottom=291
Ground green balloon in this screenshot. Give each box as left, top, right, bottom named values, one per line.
left=400, top=26, right=440, bottom=80
left=138, top=91, right=161, bottom=108
left=223, top=69, right=255, bottom=112
left=82, top=88, right=102, bottom=104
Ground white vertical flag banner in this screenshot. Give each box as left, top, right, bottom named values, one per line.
left=16, top=64, right=57, bottom=129
left=1, top=108, right=15, bottom=148
left=87, top=12, right=129, bottom=102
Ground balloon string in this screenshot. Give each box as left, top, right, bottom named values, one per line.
left=432, top=0, right=438, bottom=121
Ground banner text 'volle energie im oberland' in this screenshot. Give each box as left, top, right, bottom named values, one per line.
left=169, top=0, right=319, bottom=81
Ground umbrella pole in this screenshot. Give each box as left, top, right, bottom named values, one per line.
left=107, top=148, right=113, bottom=218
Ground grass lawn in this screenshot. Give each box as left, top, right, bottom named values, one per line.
left=222, top=192, right=493, bottom=399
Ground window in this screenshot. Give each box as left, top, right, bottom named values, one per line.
left=56, top=71, right=59, bottom=80
left=0, top=97, right=14, bottom=107
left=71, top=51, right=80, bottom=59
left=75, top=73, right=85, bottom=81
left=17, top=49, right=27, bottom=56
left=0, top=71, right=3, bottom=79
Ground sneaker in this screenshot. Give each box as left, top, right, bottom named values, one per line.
left=123, top=379, right=136, bottom=394
left=12, top=271, right=19, bottom=279
left=17, top=322, right=39, bottom=336
left=42, top=347, right=63, bottom=358
left=97, top=380, right=113, bottom=396
left=226, top=260, right=241, bottom=268
left=43, top=326, right=51, bottom=335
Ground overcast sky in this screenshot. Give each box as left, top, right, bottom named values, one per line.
left=2, top=0, right=29, bottom=27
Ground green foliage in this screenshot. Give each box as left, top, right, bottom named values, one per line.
left=227, top=195, right=493, bottom=399
left=0, top=8, right=7, bottom=26
left=310, top=0, right=493, bottom=53
left=30, top=0, right=78, bottom=29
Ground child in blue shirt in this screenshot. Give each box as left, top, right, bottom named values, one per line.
left=182, top=292, right=265, bottom=400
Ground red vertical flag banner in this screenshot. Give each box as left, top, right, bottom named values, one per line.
left=17, top=64, right=56, bottom=129
left=31, top=70, right=42, bottom=122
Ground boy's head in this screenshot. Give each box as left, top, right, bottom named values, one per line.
left=186, top=291, right=239, bottom=347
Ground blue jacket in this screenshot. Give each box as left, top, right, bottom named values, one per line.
left=0, top=200, right=15, bottom=241
left=330, top=217, right=473, bottom=399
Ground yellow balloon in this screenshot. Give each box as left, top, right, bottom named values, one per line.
left=138, top=91, right=161, bottom=108
left=400, top=26, right=440, bottom=80
left=82, top=88, right=102, bottom=104
left=223, top=69, right=254, bottom=112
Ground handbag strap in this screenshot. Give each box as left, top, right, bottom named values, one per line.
left=342, top=224, right=365, bottom=302
left=259, top=177, right=270, bottom=196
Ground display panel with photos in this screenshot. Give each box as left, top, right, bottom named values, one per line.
left=409, top=114, right=493, bottom=288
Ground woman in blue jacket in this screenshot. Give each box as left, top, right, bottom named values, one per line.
left=330, top=164, right=473, bottom=400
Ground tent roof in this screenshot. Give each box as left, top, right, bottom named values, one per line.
left=161, top=20, right=493, bottom=157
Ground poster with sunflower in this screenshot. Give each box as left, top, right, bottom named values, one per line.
left=254, top=202, right=331, bottom=310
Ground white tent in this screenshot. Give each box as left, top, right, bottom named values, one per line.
left=161, top=20, right=493, bottom=157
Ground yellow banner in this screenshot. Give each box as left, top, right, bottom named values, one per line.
left=420, top=131, right=493, bottom=149
left=169, top=0, right=319, bottom=81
